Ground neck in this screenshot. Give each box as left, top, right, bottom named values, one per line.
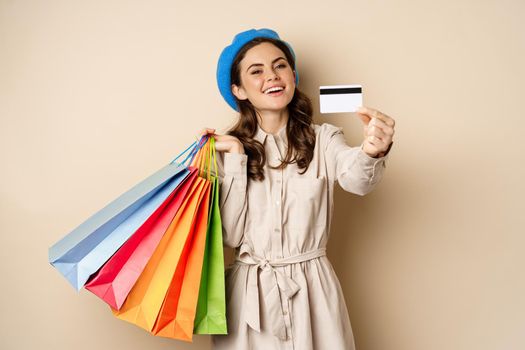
left=256, top=108, right=289, bottom=134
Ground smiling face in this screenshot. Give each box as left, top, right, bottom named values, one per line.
left=231, top=42, right=296, bottom=113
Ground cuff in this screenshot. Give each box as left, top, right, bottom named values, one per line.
left=358, top=144, right=389, bottom=168
left=358, top=144, right=389, bottom=183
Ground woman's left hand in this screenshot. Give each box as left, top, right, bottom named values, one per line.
left=356, top=106, right=396, bottom=158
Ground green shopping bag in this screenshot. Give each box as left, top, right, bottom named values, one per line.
left=193, top=138, right=227, bottom=334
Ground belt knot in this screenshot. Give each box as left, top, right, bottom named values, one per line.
left=258, top=258, right=270, bottom=270
left=234, top=244, right=327, bottom=340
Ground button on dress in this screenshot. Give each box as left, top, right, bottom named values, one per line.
left=211, top=122, right=391, bottom=350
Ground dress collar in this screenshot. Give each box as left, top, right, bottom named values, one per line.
left=254, top=122, right=288, bottom=145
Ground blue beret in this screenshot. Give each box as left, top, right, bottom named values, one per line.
left=216, top=28, right=299, bottom=111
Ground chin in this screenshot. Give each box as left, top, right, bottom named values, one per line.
left=256, top=104, right=289, bottom=113
left=258, top=97, right=293, bottom=111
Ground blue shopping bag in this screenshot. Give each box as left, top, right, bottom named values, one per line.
left=48, top=139, right=205, bottom=290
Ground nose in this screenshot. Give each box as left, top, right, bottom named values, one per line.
left=266, top=69, right=279, bottom=81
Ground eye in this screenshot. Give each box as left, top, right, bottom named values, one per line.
left=276, top=63, right=287, bottom=68
left=251, top=70, right=261, bottom=75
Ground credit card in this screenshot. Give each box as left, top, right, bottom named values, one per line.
left=319, top=84, right=363, bottom=113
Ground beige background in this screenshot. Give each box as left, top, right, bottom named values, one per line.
left=1, top=0, right=524, bottom=349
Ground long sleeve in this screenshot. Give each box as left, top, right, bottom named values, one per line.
left=323, top=123, right=392, bottom=196
left=216, top=151, right=249, bottom=248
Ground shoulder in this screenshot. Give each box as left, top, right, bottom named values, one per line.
left=312, top=122, right=344, bottom=135
left=311, top=122, right=345, bottom=149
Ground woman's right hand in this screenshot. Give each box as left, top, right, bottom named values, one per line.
left=197, top=128, right=245, bottom=154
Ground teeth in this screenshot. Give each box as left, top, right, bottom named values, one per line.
left=264, top=86, right=284, bottom=94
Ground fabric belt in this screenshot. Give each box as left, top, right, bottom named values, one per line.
left=234, top=244, right=327, bottom=340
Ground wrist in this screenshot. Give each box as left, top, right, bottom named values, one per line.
left=229, top=142, right=245, bottom=154
left=364, top=142, right=393, bottom=158
left=360, top=143, right=378, bottom=158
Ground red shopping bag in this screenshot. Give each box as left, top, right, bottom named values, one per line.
left=152, top=141, right=213, bottom=340
left=84, top=167, right=199, bottom=310
left=111, top=170, right=208, bottom=333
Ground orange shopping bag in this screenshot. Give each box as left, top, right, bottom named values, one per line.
left=85, top=167, right=198, bottom=310
left=153, top=139, right=215, bottom=341
left=111, top=137, right=212, bottom=337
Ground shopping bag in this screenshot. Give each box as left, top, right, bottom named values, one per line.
left=84, top=167, right=199, bottom=310
left=152, top=139, right=215, bottom=341
left=111, top=171, right=209, bottom=332
left=48, top=141, right=197, bottom=290
left=193, top=143, right=227, bottom=334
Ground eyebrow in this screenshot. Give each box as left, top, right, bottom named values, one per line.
left=246, top=57, right=287, bottom=72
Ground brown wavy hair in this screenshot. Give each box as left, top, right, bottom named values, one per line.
left=226, top=37, right=316, bottom=182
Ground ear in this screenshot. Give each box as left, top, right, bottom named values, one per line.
left=231, top=84, right=248, bottom=101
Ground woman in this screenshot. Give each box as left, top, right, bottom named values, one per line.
left=200, top=28, right=395, bottom=350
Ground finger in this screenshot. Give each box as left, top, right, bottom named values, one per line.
left=355, top=111, right=371, bottom=126
left=369, top=118, right=395, bottom=136
left=213, top=135, right=225, bottom=142
left=366, top=134, right=393, bottom=155
left=356, top=106, right=375, bottom=120
left=196, top=128, right=216, bottom=140
left=369, top=123, right=394, bottom=146
left=202, top=128, right=216, bottom=136
left=364, top=124, right=392, bottom=145
left=371, top=133, right=393, bottom=149
left=357, top=106, right=395, bottom=127
left=367, top=124, right=387, bottom=141
left=362, top=139, right=381, bottom=157
left=366, top=135, right=385, bottom=147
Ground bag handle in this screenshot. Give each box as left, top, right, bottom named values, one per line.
left=199, top=136, right=217, bottom=181
left=198, top=139, right=210, bottom=177
left=170, top=135, right=208, bottom=166
left=206, top=137, right=218, bottom=180
left=168, top=134, right=219, bottom=179
left=190, top=136, right=211, bottom=177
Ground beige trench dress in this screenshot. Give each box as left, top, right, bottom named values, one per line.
left=211, top=122, right=391, bottom=350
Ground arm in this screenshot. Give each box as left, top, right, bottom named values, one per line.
left=324, top=123, right=392, bottom=196
left=216, top=151, right=249, bottom=248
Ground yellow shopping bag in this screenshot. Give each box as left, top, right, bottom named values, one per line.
left=111, top=171, right=208, bottom=332
left=152, top=139, right=214, bottom=341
